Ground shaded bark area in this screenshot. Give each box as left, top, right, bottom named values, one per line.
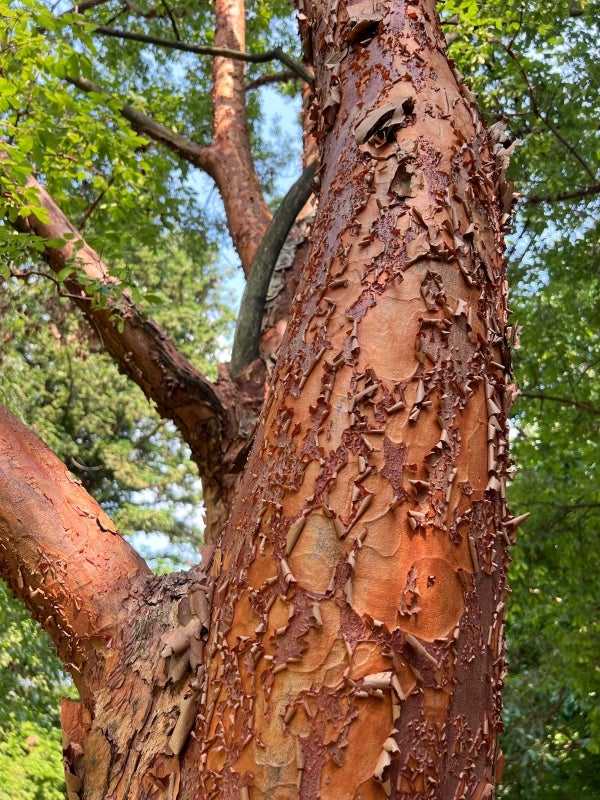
left=61, top=568, right=215, bottom=800
left=187, top=1, right=519, bottom=798
left=230, top=161, right=317, bottom=377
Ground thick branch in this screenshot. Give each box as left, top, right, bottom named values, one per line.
left=0, top=404, right=150, bottom=685
left=230, top=160, right=317, bottom=377
left=91, top=25, right=313, bottom=85
left=206, top=0, right=273, bottom=274
left=17, top=177, right=224, bottom=421
left=10, top=174, right=235, bottom=537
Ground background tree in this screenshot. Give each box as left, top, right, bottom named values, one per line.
left=0, top=0, right=598, bottom=797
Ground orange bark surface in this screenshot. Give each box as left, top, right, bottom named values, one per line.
left=189, top=1, right=517, bottom=797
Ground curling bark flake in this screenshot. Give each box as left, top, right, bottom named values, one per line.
left=190, top=1, right=518, bottom=798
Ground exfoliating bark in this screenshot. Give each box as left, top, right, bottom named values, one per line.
left=0, top=404, right=218, bottom=799
left=11, top=175, right=268, bottom=540
left=0, top=1, right=524, bottom=798
left=186, top=1, right=520, bottom=797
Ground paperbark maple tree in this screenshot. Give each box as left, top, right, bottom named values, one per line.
left=0, top=0, right=524, bottom=797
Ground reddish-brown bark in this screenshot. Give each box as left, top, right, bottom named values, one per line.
left=0, top=0, right=523, bottom=798
left=0, top=405, right=149, bottom=682
left=13, top=175, right=265, bottom=541
left=0, top=405, right=218, bottom=799
left=186, top=1, right=519, bottom=797
left=202, top=0, right=273, bottom=274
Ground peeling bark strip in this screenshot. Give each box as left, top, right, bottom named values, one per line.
left=0, top=405, right=150, bottom=679
left=192, top=1, right=519, bottom=798
left=61, top=569, right=215, bottom=800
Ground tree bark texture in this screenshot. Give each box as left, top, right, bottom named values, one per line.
left=0, top=405, right=219, bottom=799
left=188, top=0, right=518, bottom=797
left=0, top=0, right=523, bottom=798
left=0, top=405, right=150, bottom=683
left=206, top=0, right=274, bottom=274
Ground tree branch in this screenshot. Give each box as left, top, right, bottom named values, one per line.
left=77, top=174, right=115, bottom=230
left=230, top=160, right=317, bottom=377
left=6, top=171, right=236, bottom=537
left=91, top=25, right=314, bottom=85
left=67, top=72, right=268, bottom=272
left=62, top=0, right=112, bottom=15
left=524, top=182, right=600, bottom=204
left=67, top=75, right=213, bottom=171
left=495, top=38, right=597, bottom=181
left=520, top=390, right=600, bottom=415
left=75, top=13, right=286, bottom=273
left=207, top=0, right=273, bottom=275
left=0, top=403, right=151, bottom=686
left=246, top=69, right=298, bottom=91
left=160, top=0, right=182, bottom=40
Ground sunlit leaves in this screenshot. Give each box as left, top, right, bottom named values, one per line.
left=0, top=582, right=70, bottom=799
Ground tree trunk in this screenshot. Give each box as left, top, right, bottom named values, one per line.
left=0, top=0, right=521, bottom=798
left=186, top=0, right=518, bottom=796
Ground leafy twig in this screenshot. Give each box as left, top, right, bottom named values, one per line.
left=524, top=183, right=600, bottom=204
left=494, top=37, right=596, bottom=181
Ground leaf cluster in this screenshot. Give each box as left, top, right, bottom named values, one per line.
left=0, top=582, right=70, bottom=800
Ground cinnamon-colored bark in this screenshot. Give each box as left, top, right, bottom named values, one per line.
left=0, top=1, right=522, bottom=798
left=0, top=405, right=149, bottom=684
left=0, top=405, right=218, bottom=799
left=187, top=1, right=518, bottom=797
left=202, top=0, right=273, bottom=274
